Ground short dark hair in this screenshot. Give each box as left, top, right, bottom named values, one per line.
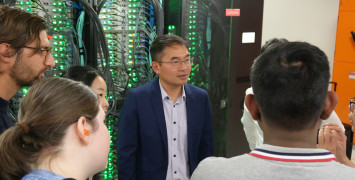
left=251, top=42, right=330, bottom=131
left=150, top=34, right=188, bottom=62
left=261, top=38, right=289, bottom=54
left=0, top=5, right=47, bottom=57
left=62, top=65, right=104, bottom=87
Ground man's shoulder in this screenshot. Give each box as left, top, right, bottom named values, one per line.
left=184, top=83, right=208, bottom=96
left=129, top=80, right=156, bottom=94
left=197, top=154, right=251, bottom=168
left=191, top=154, right=252, bottom=180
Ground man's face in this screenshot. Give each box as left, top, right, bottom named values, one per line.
left=152, top=44, right=191, bottom=90
left=10, top=30, right=55, bottom=87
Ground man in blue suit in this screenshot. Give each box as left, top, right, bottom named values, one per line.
left=118, top=34, right=214, bottom=180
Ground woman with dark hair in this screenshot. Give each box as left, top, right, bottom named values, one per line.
left=0, top=77, right=110, bottom=179
left=62, top=65, right=109, bottom=114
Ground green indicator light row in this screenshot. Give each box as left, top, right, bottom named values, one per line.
left=52, top=21, right=68, bottom=25
left=53, top=15, right=66, bottom=19
left=101, top=9, right=112, bottom=13
left=128, top=9, right=138, bottom=13
left=54, top=47, right=67, bottom=52
left=53, top=35, right=65, bottom=39
left=103, top=26, right=112, bottom=30
left=102, top=20, right=113, bottom=24
left=52, top=8, right=63, bottom=12
left=100, top=15, right=113, bottom=19
left=128, top=3, right=140, bottom=8
left=53, top=27, right=67, bottom=31
left=128, top=15, right=137, bottom=19
left=52, top=2, right=63, bottom=6
left=53, top=53, right=67, bottom=58
left=18, top=1, right=30, bottom=5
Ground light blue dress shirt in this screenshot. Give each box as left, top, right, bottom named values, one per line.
left=21, top=169, right=67, bottom=180
left=159, top=80, right=189, bottom=180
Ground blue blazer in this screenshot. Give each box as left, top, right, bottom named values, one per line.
left=118, top=78, right=214, bottom=180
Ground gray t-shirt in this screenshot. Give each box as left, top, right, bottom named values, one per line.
left=191, top=144, right=355, bottom=180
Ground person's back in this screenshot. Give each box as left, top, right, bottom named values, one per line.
left=192, top=144, right=355, bottom=180
left=191, top=41, right=355, bottom=179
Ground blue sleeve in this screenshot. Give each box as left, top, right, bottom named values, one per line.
left=117, top=91, right=139, bottom=180
left=198, top=92, right=214, bottom=161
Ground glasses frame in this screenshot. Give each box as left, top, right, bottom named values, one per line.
left=159, top=59, right=193, bottom=69
left=22, top=46, right=52, bottom=61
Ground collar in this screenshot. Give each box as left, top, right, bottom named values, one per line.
left=249, top=144, right=337, bottom=163
left=159, top=79, right=186, bottom=101
left=0, top=97, right=9, bottom=113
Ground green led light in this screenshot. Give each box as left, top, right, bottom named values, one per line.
left=104, top=27, right=112, bottom=30
left=128, top=15, right=137, bottom=19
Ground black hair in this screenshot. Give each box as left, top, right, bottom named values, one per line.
left=260, top=38, right=289, bottom=54
left=150, top=34, right=188, bottom=62
left=61, top=65, right=104, bottom=86
left=251, top=41, right=330, bottom=131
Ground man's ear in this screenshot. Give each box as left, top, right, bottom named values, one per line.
left=320, top=91, right=338, bottom=120
left=245, top=94, right=261, bottom=120
left=76, top=116, right=90, bottom=145
left=0, top=43, right=14, bottom=63
left=151, top=61, right=160, bottom=75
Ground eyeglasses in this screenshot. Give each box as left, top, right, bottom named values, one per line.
left=350, top=97, right=355, bottom=112
left=22, top=46, right=52, bottom=61
left=159, top=59, right=193, bottom=69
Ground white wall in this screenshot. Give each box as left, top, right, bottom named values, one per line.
left=262, top=0, right=340, bottom=78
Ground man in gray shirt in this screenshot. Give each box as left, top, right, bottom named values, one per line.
left=191, top=41, right=355, bottom=180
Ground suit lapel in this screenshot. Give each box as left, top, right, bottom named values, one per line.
left=185, top=84, right=195, bottom=156
left=150, top=78, right=168, bottom=154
